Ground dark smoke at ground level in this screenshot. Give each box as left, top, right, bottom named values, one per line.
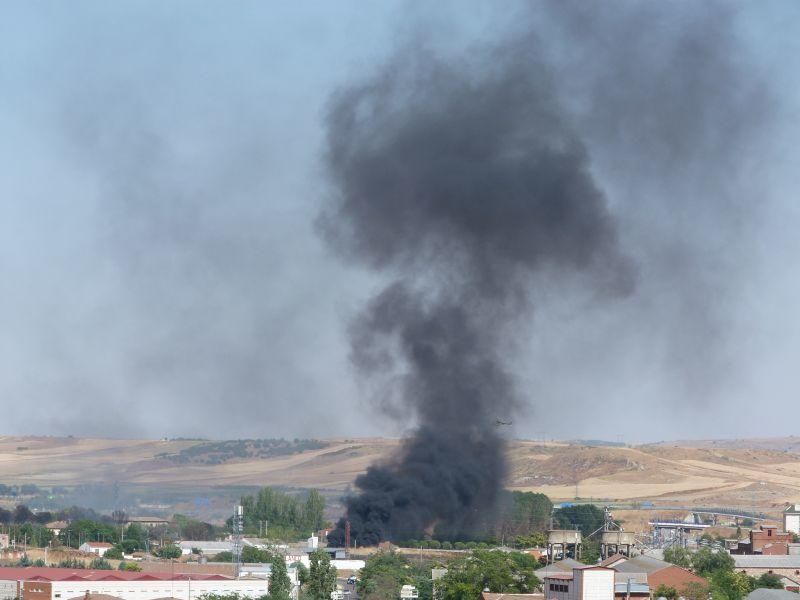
left=328, top=426, right=505, bottom=546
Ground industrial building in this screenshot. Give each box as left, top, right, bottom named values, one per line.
left=601, top=554, right=705, bottom=592
left=78, top=542, right=113, bottom=557
left=542, top=566, right=615, bottom=600
left=732, top=526, right=795, bottom=556
left=546, top=530, right=583, bottom=562
left=733, top=555, right=800, bottom=591
left=0, top=567, right=269, bottom=600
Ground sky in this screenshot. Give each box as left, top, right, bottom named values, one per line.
left=1, top=1, right=800, bottom=442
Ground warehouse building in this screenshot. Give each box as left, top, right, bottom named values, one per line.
left=0, top=567, right=269, bottom=600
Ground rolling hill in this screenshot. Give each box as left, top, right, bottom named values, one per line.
left=1, top=435, right=799, bottom=520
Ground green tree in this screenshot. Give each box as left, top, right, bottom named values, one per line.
left=710, top=569, right=752, bottom=600
left=89, top=557, right=113, bottom=570
left=292, top=562, right=309, bottom=586
left=682, top=582, right=710, bottom=600
left=173, top=514, right=214, bottom=540
left=302, top=490, right=326, bottom=533
left=242, top=546, right=274, bottom=563
left=124, top=522, right=148, bottom=548
left=198, top=595, right=243, bottom=600
left=553, top=505, right=604, bottom=537
left=307, top=550, right=337, bottom=600
left=58, top=558, right=86, bottom=568
left=510, top=492, right=553, bottom=533
left=104, top=546, right=124, bottom=560
left=269, top=556, right=292, bottom=600
left=514, top=532, right=546, bottom=549
left=691, top=548, right=734, bottom=577
left=753, top=573, right=783, bottom=590
left=156, top=544, right=182, bottom=559
left=579, top=539, right=600, bottom=565
left=238, top=487, right=326, bottom=541
left=358, top=551, right=411, bottom=600
left=663, top=546, right=693, bottom=569
left=438, top=550, right=539, bottom=600
left=215, top=551, right=233, bottom=562
left=654, top=584, right=678, bottom=600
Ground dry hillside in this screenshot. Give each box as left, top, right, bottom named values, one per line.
left=0, top=436, right=799, bottom=513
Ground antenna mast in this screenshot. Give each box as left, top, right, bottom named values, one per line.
left=232, top=504, right=244, bottom=579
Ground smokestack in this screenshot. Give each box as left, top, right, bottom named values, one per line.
left=320, top=39, right=634, bottom=544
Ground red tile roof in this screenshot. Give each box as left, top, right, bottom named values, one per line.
left=0, top=568, right=234, bottom=582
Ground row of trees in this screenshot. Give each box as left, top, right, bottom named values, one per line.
left=357, top=550, right=539, bottom=600
left=0, top=504, right=113, bottom=527
left=194, top=550, right=333, bottom=600
left=237, top=488, right=326, bottom=540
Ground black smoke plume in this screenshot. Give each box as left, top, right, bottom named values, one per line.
left=320, top=43, right=634, bottom=544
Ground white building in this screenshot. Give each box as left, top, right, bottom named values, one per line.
left=0, top=567, right=270, bottom=600
left=784, top=505, right=800, bottom=535
left=78, top=542, right=113, bottom=557
left=544, top=566, right=615, bottom=600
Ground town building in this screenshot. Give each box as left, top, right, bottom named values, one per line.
left=783, top=506, right=800, bottom=536
left=733, top=555, right=800, bottom=591
left=600, top=554, right=705, bottom=593
left=543, top=566, right=615, bottom=600
left=0, top=567, right=270, bottom=600
left=535, top=559, right=584, bottom=580
left=45, top=523, right=68, bottom=537
left=77, top=542, right=113, bottom=557
left=481, top=594, right=543, bottom=600
left=177, top=541, right=233, bottom=556
left=124, top=517, right=170, bottom=529
left=745, top=589, right=800, bottom=600
left=0, top=535, right=9, bottom=550
left=732, top=526, right=794, bottom=556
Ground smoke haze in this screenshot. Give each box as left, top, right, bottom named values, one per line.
left=320, top=43, right=634, bottom=542
left=0, top=1, right=797, bottom=442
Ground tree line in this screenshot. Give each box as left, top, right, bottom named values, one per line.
left=236, top=488, right=326, bottom=540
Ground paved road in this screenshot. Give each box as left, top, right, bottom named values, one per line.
left=336, top=577, right=359, bottom=600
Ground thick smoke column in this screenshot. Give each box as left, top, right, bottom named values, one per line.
left=321, top=46, right=634, bottom=544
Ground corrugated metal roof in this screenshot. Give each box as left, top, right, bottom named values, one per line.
left=481, top=594, right=544, bottom=600
left=0, top=568, right=233, bottom=582
left=613, top=573, right=648, bottom=584
left=614, top=583, right=650, bottom=594
left=612, top=556, right=671, bottom=574
left=745, top=590, right=800, bottom=600
left=534, top=559, right=583, bottom=577
left=734, top=555, right=800, bottom=568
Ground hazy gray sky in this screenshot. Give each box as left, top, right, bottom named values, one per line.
left=1, top=1, right=799, bottom=442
